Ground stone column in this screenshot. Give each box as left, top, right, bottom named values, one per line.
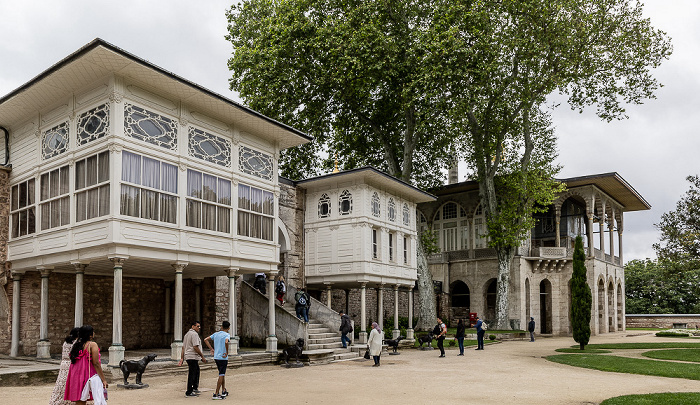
left=72, top=263, right=87, bottom=327
left=326, top=284, right=332, bottom=309
left=227, top=268, right=239, bottom=356
left=609, top=219, right=615, bottom=261
left=618, top=229, right=623, bottom=265
left=37, top=267, right=52, bottom=358
left=599, top=217, right=605, bottom=256
left=359, top=282, right=368, bottom=344
left=554, top=207, right=561, bottom=248
left=392, top=285, right=400, bottom=339
left=164, top=281, right=172, bottom=346
left=377, top=284, right=384, bottom=332
left=10, top=272, right=22, bottom=357
left=193, top=278, right=203, bottom=322
left=171, top=262, right=187, bottom=361
left=266, top=272, right=278, bottom=352
left=108, top=257, right=127, bottom=367
left=586, top=211, right=594, bottom=257
left=407, top=288, right=414, bottom=340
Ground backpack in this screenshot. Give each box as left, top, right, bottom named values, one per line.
left=432, top=324, right=441, bottom=336
left=275, top=282, right=284, bottom=294
left=482, top=321, right=488, bottom=331
left=298, top=295, right=307, bottom=306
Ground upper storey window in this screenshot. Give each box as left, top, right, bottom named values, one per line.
left=42, top=122, right=69, bottom=160
left=433, top=202, right=469, bottom=252
left=318, top=193, right=331, bottom=218
left=238, top=184, right=274, bottom=241
left=371, top=192, right=380, bottom=217
left=120, top=151, right=178, bottom=223
left=186, top=169, right=232, bottom=233
left=11, top=178, right=36, bottom=237
left=76, top=151, right=110, bottom=222
left=124, top=104, right=177, bottom=150
left=188, top=127, right=231, bottom=168
left=40, top=165, right=70, bottom=230
left=239, top=146, right=273, bottom=180
left=388, top=198, right=396, bottom=222
left=77, top=103, right=110, bottom=146
left=339, top=190, right=352, bottom=215
left=403, top=203, right=410, bottom=226
left=474, top=204, right=489, bottom=249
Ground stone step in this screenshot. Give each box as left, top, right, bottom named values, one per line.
left=308, top=336, right=341, bottom=345
left=307, top=332, right=338, bottom=339
left=308, top=327, right=332, bottom=334
left=308, top=342, right=344, bottom=350
left=333, top=351, right=361, bottom=361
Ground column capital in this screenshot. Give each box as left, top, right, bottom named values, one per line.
left=226, top=267, right=239, bottom=278
left=192, top=278, right=204, bottom=285
left=393, top=284, right=400, bottom=291
left=267, top=270, right=278, bottom=277
left=172, top=262, right=188, bottom=273
left=71, top=262, right=89, bottom=272
left=109, top=256, right=128, bottom=267
left=38, top=267, right=52, bottom=277
left=11, top=270, right=24, bottom=279
left=359, top=282, right=368, bottom=289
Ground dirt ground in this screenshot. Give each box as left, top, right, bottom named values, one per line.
left=8, top=333, right=700, bottom=404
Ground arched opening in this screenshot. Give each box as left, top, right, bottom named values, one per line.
left=450, top=281, right=470, bottom=322
left=598, top=279, right=605, bottom=334
left=616, top=283, right=623, bottom=330
left=525, top=278, right=531, bottom=320
left=484, top=279, right=497, bottom=322
left=608, top=280, right=615, bottom=331
left=539, top=279, right=552, bottom=334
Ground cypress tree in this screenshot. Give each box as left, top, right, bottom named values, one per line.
left=571, top=235, right=592, bottom=350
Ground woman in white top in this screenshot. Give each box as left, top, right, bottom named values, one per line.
left=367, top=322, right=383, bottom=367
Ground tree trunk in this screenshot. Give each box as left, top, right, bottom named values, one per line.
left=580, top=342, right=585, bottom=350
left=494, top=246, right=515, bottom=330
left=415, top=240, right=437, bottom=331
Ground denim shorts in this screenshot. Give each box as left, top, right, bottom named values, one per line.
left=215, top=359, right=228, bottom=376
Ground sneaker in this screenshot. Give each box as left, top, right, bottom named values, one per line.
left=185, top=392, right=198, bottom=397
left=212, top=394, right=224, bottom=400
left=439, top=355, right=445, bottom=358
left=194, top=389, right=201, bottom=394
left=221, top=391, right=229, bottom=398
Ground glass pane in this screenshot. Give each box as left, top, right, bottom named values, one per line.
left=121, top=151, right=141, bottom=184
left=98, top=151, right=110, bottom=183
left=161, top=162, right=177, bottom=193
left=86, top=155, right=98, bottom=187
left=142, top=156, right=160, bottom=189
left=250, top=213, right=262, bottom=238
left=218, top=207, right=230, bottom=233
left=251, top=188, right=262, bottom=213
left=161, top=194, right=177, bottom=224
left=263, top=191, right=274, bottom=215
left=27, top=179, right=35, bottom=205
left=40, top=173, right=49, bottom=201
left=19, top=181, right=27, bottom=208
left=60, top=166, right=69, bottom=195
left=50, top=169, right=59, bottom=198
left=262, top=216, right=273, bottom=241
left=41, top=203, right=51, bottom=230
left=60, top=196, right=70, bottom=226
left=187, top=169, right=202, bottom=198
left=98, top=185, right=110, bottom=217
left=87, top=188, right=99, bottom=220
left=76, top=192, right=87, bottom=222
left=187, top=199, right=201, bottom=228
left=237, top=211, right=249, bottom=236
left=238, top=184, right=250, bottom=210
left=11, top=212, right=19, bottom=238
left=76, top=159, right=86, bottom=190
left=28, top=207, right=36, bottom=234
left=51, top=200, right=61, bottom=228
left=141, top=189, right=158, bottom=220
left=218, top=179, right=231, bottom=205
left=203, top=174, right=217, bottom=202
left=203, top=202, right=217, bottom=231
left=120, top=185, right=140, bottom=217
left=19, top=210, right=27, bottom=236
left=11, top=185, right=18, bottom=211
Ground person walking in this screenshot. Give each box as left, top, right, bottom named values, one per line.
left=436, top=317, right=447, bottom=357
left=178, top=321, right=207, bottom=397
left=475, top=317, right=485, bottom=350
left=64, top=325, right=108, bottom=405
left=528, top=317, right=536, bottom=342
left=253, top=272, right=267, bottom=294
left=204, top=321, right=231, bottom=400
left=50, top=327, right=79, bottom=405
left=339, top=311, right=353, bottom=348
left=367, top=322, right=383, bottom=367
left=275, top=275, right=287, bottom=305
left=456, top=319, right=466, bottom=356
left=295, top=289, right=310, bottom=323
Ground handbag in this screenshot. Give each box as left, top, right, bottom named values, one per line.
left=79, top=343, right=108, bottom=404
left=364, top=349, right=370, bottom=359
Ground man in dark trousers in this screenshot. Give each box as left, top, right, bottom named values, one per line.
left=528, top=317, right=536, bottom=342
left=436, top=317, right=447, bottom=357
left=475, top=316, right=485, bottom=350
left=339, top=311, right=353, bottom=348
left=178, top=321, right=207, bottom=397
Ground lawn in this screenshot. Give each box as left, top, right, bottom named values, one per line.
left=642, top=348, right=700, bottom=363
left=600, top=392, right=700, bottom=404
left=547, top=354, right=700, bottom=380
left=572, top=342, right=700, bottom=350
left=555, top=347, right=612, bottom=354
left=412, top=339, right=495, bottom=349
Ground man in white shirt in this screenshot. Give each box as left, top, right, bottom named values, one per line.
left=178, top=321, right=207, bottom=397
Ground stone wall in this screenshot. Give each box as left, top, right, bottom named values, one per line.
left=320, top=287, right=420, bottom=331
left=0, top=166, right=10, bottom=354
left=278, top=180, right=305, bottom=290
left=626, top=314, right=700, bottom=329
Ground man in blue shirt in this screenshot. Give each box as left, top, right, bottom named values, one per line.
left=475, top=317, right=485, bottom=350
left=204, top=321, right=231, bottom=400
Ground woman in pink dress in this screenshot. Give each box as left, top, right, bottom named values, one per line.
left=64, top=325, right=108, bottom=404
left=49, top=327, right=79, bottom=405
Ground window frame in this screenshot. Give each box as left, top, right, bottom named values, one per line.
left=75, top=151, right=111, bottom=223
left=237, top=183, right=275, bottom=241
left=40, top=165, right=70, bottom=230
left=10, top=178, right=36, bottom=238
left=119, top=150, right=178, bottom=224
left=185, top=168, right=232, bottom=233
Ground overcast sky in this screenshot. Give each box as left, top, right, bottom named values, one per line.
left=0, top=0, right=696, bottom=264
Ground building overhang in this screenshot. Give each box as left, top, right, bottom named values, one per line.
left=0, top=38, right=311, bottom=150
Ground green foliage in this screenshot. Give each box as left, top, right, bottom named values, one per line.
left=601, top=393, right=700, bottom=405
left=574, top=343, right=700, bottom=349
left=654, top=175, right=700, bottom=267
left=555, top=348, right=612, bottom=354
left=625, top=259, right=700, bottom=314
left=643, top=348, right=700, bottom=362
left=571, top=236, right=592, bottom=349
left=547, top=354, right=700, bottom=380
left=488, top=334, right=496, bottom=341
left=420, top=229, right=440, bottom=255
left=655, top=331, right=691, bottom=338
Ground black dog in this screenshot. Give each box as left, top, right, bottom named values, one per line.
left=417, top=333, right=434, bottom=348
left=119, top=353, right=157, bottom=385
left=384, top=336, right=405, bottom=353
left=282, top=338, right=305, bottom=367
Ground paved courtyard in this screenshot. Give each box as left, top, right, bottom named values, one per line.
left=5, top=332, right=700, bottom=404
